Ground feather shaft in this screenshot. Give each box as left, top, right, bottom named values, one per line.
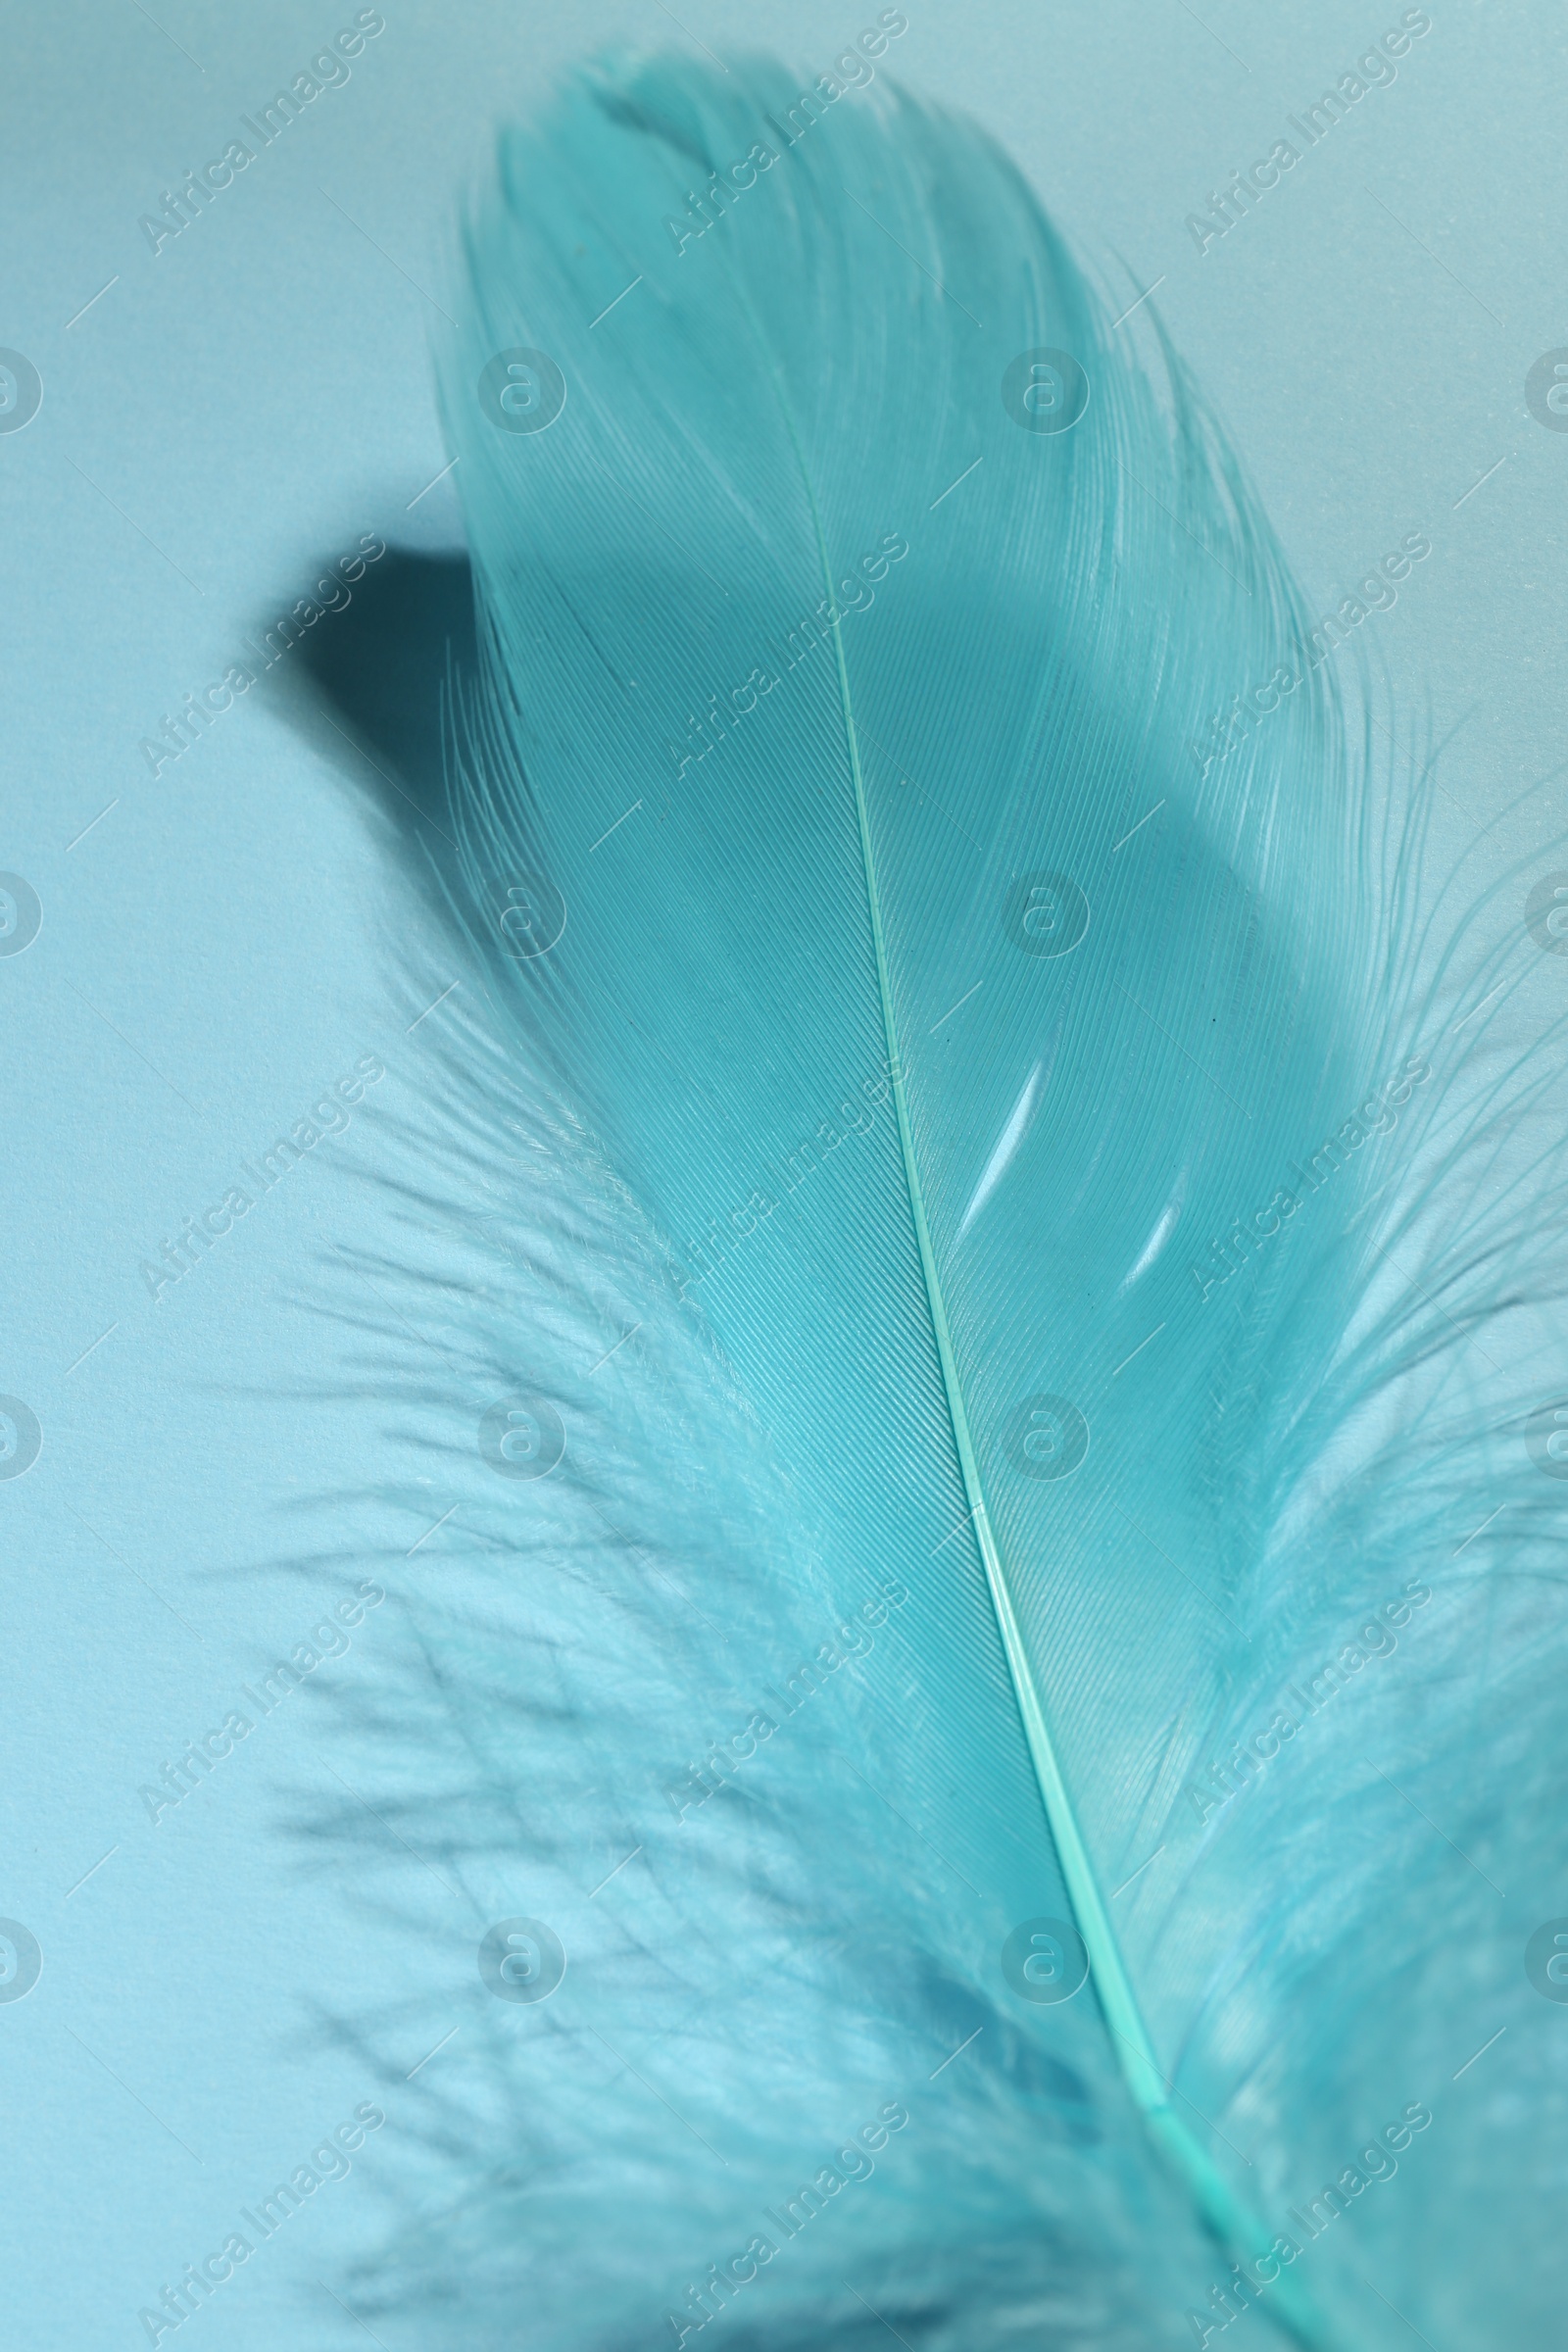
left=783, top=303, right=1335, bottom=2352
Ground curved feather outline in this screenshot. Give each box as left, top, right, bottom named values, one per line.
left=392, top=41, right=1568, bottom=2352
left=434, top=56, right=1354, bottom=2344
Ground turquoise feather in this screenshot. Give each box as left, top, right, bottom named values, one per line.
left=326, top=47, right=1550, bottom=2352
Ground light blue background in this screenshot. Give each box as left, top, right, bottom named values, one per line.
left=3, top=1, right=1563, bottom=2342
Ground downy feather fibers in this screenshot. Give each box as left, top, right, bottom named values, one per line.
left=303, top=49, right=1568, bottom=2352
